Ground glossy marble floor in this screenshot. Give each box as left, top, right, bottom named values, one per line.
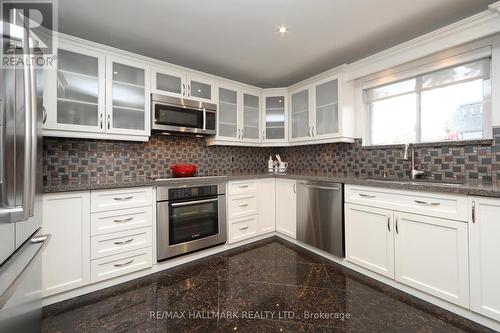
left=42, top=237, right=494, bottom=333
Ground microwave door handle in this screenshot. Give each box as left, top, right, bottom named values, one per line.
left=203, top=108, right=206, bottom=130
left=170, top=198, right=219, bottom=207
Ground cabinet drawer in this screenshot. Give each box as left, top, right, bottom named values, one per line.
left=91, top=206, right=153, bottom=236
left=228, top=181, right=257, bottom=196
left=228, top=195, right=258, bottom=219
left=91, top=227, right=152, bottom=259
left=345, top=185, right=468, bottom=221
left=91, top=247, right=152, bottom=283
left=91, top=187, right=152, bottom=212
left=228, top=216, right=257, bottom=244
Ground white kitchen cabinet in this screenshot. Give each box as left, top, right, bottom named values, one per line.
left=151, top=67, right=216, bottom=103
left=257, top=178, right=276, bottom=234
left=345, top=203, right=395, bottom=278
left=42, top=192, right=91, bottom=297
left=469, top=197, right=500, bottom=321
left=218, top=86, right=239, bottom=140
left=242, top=91, right=261, bottom=142
left=290, top=87, right=312, bottom=141
left=394, top=212, right=469, bottom=307
left=313, top=76, right=340, bottom=139
left=106, top=56, right=150, bottom=137
left=263, top=91, right=288, bottom=143
left=43, top=40, right=150, bottom=141
left=275, top=179, right=296, bottom=238
left=151, top=66, right=186, bottom=98
left=43, top=44, right=106, bottom=134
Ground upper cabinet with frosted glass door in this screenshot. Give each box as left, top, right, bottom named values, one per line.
left=106, top=56, right=150, bottom=137
left=211, top=85, right=262, bottom=145
left=312, top=75, right=341, bottom=139
left=290, top=86, right=312, bottom=142
left=43, top=44, right=106, bottom=134
left=152, top=66, right=216, bottom=103
left=262, top=90, right=288, bottom=144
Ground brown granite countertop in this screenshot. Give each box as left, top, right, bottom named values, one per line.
left=42, top=173, right=500, bottom=198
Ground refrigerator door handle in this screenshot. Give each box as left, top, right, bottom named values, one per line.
left=0, top=232, right=50, bottom=310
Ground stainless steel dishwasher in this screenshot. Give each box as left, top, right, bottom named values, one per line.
left=296, top=180, right=344, bottom=258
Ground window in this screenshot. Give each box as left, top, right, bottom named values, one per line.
left=365, top=58, right=491, bottom=145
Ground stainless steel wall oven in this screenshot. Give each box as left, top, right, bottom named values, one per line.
left=156, top=180, right=226, bottom=260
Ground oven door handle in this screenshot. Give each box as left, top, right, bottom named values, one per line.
left=170, top=198, right=219, bottom=207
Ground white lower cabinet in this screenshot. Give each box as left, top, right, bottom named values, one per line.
left=42, top=192, right=91, bottom=297
left=257, top=178, right=276, bottom=234
left=394, top=212, right=469, bottom=307
left=227, top=178, right=276, bottom=244
left=469, top=197, right=500, bottom=321
left=91, top=247, right=153, bottom=283
left=344, top=185, right=470, bottom=309
left=345, top=203, right=394, bottom=278
left=275, top=179, right=296, bottom=239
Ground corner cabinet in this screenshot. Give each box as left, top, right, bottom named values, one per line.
left=43, top=41, right=150, bottom=141
left=469, top=197, right=500, bottom=321
left=262, top=91, right=288, bottom=145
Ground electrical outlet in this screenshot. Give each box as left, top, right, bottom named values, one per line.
left=230, top=156, right=235, bottom=162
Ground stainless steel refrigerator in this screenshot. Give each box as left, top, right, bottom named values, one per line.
left=0, top=17, right=49, bottom=333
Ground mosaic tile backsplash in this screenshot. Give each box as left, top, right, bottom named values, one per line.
left=43, top=128, right=500, bottom=186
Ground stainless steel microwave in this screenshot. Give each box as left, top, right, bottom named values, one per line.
left=151, top=94, right=216, bottom=135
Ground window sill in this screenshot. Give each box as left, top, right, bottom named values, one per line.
left=362, top=139, right=493, bottom=150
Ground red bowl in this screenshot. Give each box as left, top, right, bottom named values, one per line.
left=170, top=164, right=197, bottom=177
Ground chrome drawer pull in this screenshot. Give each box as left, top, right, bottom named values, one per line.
left=414, top=200, right=440, bottom=206
left=191, top=233, right=200, bottom=238
left=113, top=217, right=134, bottom=223
left=113, top=196, right=134, bottom=201
left=239, top=204, right=249, bottom=208
left=239, top=226, right=249, bottom=230
left=239, top=185, right=249, bottom=188
left=359, top=193, right=376, bottom=198
left=113, top=238, right=134, bottom=245
left=113, top=259, right=134, bottom=267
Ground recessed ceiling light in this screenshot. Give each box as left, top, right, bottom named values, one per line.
left=278, top=25, right=288, bottom=34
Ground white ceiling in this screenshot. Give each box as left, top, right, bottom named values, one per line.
left=59, top=0, right=496, bottom=88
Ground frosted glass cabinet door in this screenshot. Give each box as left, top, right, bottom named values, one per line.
left=291, top=89, right=310, bottom=139
left=243, top=93, right=260, bottom=140
left=55, top=49, right=102, bottom=130
left=315, top=78, right=339, bottom=136
left=218, top=87, right=238, bottom=138
left=265, top=96, right=285, bottom=140
left=153, top=68, right=185, bottom=98
left=107, top=58, right=149, bottom=136
left=188, top=76, right=213, bottom=102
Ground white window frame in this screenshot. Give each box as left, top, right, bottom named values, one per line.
left=359, top=43, right=495, bottom=146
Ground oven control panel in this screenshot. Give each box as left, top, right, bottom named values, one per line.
left=168, top=185, right=219, bottom=200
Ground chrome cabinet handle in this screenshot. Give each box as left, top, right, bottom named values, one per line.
left=414, top=200, right=440, bottom=206
left=187, top=84, right=191, bottom=97
left=113, top=238, right=134, bottom=245
left=99, top=113, right=103, bottom=129
left=387, top=217, right=391, bottom=232
left=262, top=129, right=266, bottom=140
left=359, top=193, right=376, bottom=198
left=182, top=83, right=186, bottom=97
left=239, top=204, right=249, bottom=208
left=42, top=105, right=47, bottom=124
left=312, top=125, right=315, bottom=136
left=239, top=226, right=248, bottom=230
left=241, top=128, right=244, bottom=139
left=395, top=218, right=399, bottom=234
left=239, top=185, right=249, bottom=188
left=113, top=260, right=134, bottom=267
left=472, top=201, right=476, bottom=223
left=113, top=196, right=133, bottom=201
left=293, top=184, right=296, bottom=194
left=113, top=217, right=134, bottom=223
left=191, top=233, right=200, bottom=238
left=107, top=114, right=111, bottom=130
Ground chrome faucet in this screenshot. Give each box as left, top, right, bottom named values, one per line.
left=403, top=143, right=424, bottom=179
